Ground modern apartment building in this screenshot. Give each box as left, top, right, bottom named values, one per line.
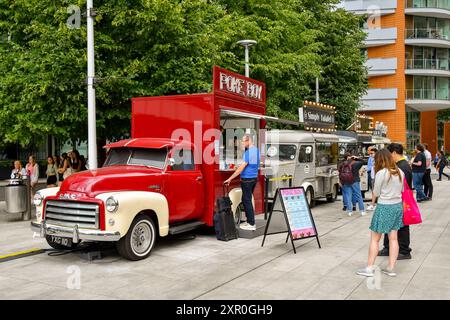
left=340, top=0, right=450, bottom=154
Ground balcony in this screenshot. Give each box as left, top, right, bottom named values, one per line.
left=405, top=58, right=450, bottom=76
left=406, top=89, right=450, bottom=110
left=339, top=0, right=397, bottom=16
left=405, top=0, right=450, bottom=19
left=359, top=88, right=398, bottom=111
left=405, top=28, right=450, bottom=48
left=365, top=27, right=398, bottom=47
left=366, top=58, right=398, bottom=76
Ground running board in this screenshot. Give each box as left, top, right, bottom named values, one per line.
left=169, top=221, right=206, bottom=235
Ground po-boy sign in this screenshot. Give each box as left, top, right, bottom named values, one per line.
left=213, top=66, right=266, bottom=105
left=299, top=101, right=336, bottom=132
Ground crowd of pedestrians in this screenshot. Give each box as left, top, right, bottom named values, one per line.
left=9, top=150, right=87, bottom=195
left=344, top=142, right=448, bottom=278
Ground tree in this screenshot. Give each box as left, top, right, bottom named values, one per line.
left=0, top=0, right=367, bottom=152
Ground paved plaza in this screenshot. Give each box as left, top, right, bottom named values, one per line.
left=0, top=179, right=449, bottom=300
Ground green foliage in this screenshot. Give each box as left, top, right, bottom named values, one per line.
left=0, top=0, right=367, bottom=147
left=438, top=109, right=450, bottom=121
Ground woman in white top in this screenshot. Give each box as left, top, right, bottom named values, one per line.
left=357, top=149, right=404, bottom=278
left=25, top=155, right=39, bottom=197
left=11, top=160, right=27, bottom=179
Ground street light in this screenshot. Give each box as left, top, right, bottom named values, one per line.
left=316, top=70, right=323, bottom=103
left=87, top=0, right=97, bottom=170
left=236, top=40, right=257, bottom=77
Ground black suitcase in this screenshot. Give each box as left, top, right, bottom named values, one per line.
left=214, top=186, right=238, bottom=241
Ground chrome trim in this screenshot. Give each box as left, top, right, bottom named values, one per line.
left=45, top=200, right=99, bottom=229
left=31, top=221, right=121, bottom=242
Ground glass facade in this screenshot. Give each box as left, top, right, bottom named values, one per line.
left=408, top=76, right=450, bottom=100
left=406, top=107, right=421, bottom=151
left=406, top=16, right=450, bottom=40
left=407, top=0, right=450, bottom=9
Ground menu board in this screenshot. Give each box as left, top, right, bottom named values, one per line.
left=280, top=188, right=316, bottom=239
left=262, top=186, right=321, bottom=254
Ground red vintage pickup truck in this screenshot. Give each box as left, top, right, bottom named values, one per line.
left=31, top=67, right=267, bottom=260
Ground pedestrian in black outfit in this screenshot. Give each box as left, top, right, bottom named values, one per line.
left=436, top=150, right=450, bottom=181
left=379, top=143, right=413, bottom=260
left=422, top=143, right=433, bottom=200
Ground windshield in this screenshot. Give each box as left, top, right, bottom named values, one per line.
left=266, top=144, right=297, bottom=161
left=104, top=148, right=167, bottom=169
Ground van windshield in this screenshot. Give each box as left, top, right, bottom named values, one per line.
left=266, top=144, right=297, bottom=161
left=104, top=148, right=167, bottom=169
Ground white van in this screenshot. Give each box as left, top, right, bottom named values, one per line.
left=265, top=130, right=340, bottom=207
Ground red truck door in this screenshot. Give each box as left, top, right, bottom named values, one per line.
left=167, top=149, right=204, bottom=222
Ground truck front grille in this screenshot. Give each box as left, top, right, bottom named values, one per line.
left=44, top=200, right=99, bottom=229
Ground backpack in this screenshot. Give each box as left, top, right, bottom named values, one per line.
left=213, top=186, right=238, bottom=241
left=339, top=161, right=354, bottom=185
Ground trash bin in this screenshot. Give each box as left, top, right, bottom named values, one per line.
left=5, top=178, right=27, bottom=214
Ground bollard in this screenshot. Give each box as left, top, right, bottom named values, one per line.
left=22, top=176, right=32, bottom=221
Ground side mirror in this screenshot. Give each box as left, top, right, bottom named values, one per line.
left=168, top=158, right=176, bottom=167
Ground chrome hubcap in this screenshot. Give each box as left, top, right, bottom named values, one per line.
left=131, top=221, right=153, bottom=255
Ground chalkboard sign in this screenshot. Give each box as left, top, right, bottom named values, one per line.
left=262, top=187, right=321, bottom=253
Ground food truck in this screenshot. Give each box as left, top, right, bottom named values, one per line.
left=31, top=66, right=270, bottom=260
left=265, top=130, right=340, bottom=208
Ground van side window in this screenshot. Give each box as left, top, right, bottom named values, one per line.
left=172, top=149, right=195, bottom=171
left=298, top=145, right=313, bottom=163
left=316, top=142, right=338, bottom=166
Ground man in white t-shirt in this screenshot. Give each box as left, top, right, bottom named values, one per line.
left=422, top=143, right=433, bottom=200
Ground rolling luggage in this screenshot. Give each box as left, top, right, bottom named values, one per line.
left=214, top=185, right=238, bottom=241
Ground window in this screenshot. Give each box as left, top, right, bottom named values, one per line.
left=315, top=142, right=338, bottom=166
left=266, top=144, right=298, bottom=161
left=171, top=149, right=195, bottom=171
left=104, top=148, right=167, bottom=169
left=298, top=145, right=313, bottom=163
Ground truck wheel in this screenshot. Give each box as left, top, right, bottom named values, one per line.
left=45, top=235, right=79, bottom=250
left=116, top=215, right=156, bottom=261
left=327, top=185, right=339, bottom=203
left=306, top=187, right=315, bottom=208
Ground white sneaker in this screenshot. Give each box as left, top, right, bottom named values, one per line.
left=367, top=204, right=376, bottom=211
left=240, top=223, right=256, bottom=231
left=356, top=266, right=375, bottom=277
left=347, top=211, right=353, bottom=217
left=239, top=222, right=249, bottom=228
left=360, top=211, right=367, bottom=216
left=381, top=268, right=397, bottom=277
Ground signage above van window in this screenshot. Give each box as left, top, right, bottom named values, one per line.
left=213, top=66, right=266, bottom=105
left=299, top=101, right=336, bottom=132
left=356, top=114, right=374, bottom=134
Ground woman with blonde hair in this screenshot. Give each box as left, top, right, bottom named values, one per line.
left=25, top=155, right=39, bottom=197
left=10, top=160, right=26, bottom=179
left=357, top=149, right=404, bottom=278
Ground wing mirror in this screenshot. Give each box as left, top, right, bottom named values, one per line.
left=168, top=158, right=176, bottom=167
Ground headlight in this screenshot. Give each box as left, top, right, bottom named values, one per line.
left=106, top=197, right=119, bottom=213
left=33, top=193, right=43, bottom=206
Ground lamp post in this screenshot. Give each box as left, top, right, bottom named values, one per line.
left=87, top=0, right=97, bottom=170
left=236, top=40, right=257, bottom=77
left=316, top=70, right=323, bottom=103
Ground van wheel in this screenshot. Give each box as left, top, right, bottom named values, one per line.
left=45, top=235, right=79, bottom=250
left=327, top=184, right=339, bottom=203
left=306, top=187, right=315, bottom=208
left=116, top=215, right=156, bottom=261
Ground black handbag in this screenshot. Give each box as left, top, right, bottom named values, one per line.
left=213, top=185, right=238, bottom=241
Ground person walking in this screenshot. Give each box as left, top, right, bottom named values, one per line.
left=339, top=153, right=366, bottom=217
left=357, top=149, right=404, bottom=278
left=379, top=143, right=413, bottom=260
left=411, top=144, right=428, bottom=202
left=46, top=156, right=58, bottom=187
left=436, top=150, right=450, bottom=181
left=10, top=160, right=27, bottom=179
left=422, top=143, right=433, bottom=200
left=25, top=155, right=39, bottom=197
left=367, top=147, right=377, bottom=211
left=224, top=134, right=260, bottom=231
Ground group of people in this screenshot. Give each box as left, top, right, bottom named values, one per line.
left=339, top=142, right=446, bottom=278
left=10, top=150, right=87, bottom=196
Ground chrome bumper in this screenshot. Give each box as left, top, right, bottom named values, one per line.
left=31, top=221, right=121, bottom=243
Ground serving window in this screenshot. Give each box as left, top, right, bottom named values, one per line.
left=219, top=111, right=260, bottom=171
left=315, top=142, right=338, bottom=166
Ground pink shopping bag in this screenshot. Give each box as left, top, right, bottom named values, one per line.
left=402, top=178, right=422, bottom=226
